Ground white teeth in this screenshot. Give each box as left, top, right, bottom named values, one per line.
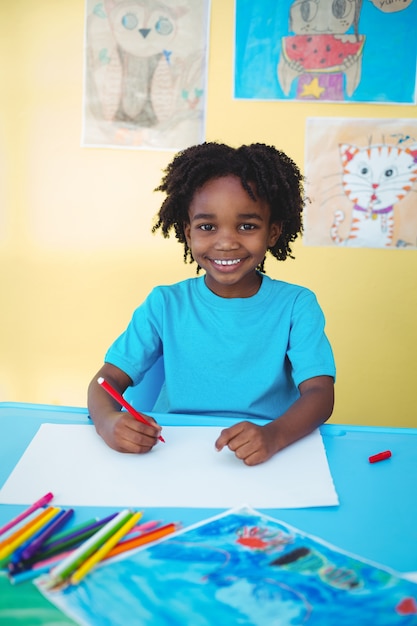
left=214, top=259, right=241, bottom=266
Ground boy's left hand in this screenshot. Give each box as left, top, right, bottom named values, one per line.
left=215, top=421, right=278, bottom=466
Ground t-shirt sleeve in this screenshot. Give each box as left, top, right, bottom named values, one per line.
left=287, top=289, right=336, bottom=387
left=104, top=289, right=163, bottom=385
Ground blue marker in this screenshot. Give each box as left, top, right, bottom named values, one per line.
left=9, top=509, right=72, bottom=566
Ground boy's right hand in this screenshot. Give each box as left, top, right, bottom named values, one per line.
left=88, top=364, right=162, bottom=454
left=97, top=410, right=162, bottom=454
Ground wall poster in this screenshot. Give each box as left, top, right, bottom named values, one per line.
left=83, top=0, right=210, bottom=150
left=235, top=0, right=417, bottom=104
left=304, top=118, right=417, bottom=249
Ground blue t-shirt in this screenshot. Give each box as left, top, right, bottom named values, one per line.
left=105, top=275, right=336, bottom=420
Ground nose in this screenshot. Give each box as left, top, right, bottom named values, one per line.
left=213, top=229, right=240, bottom=251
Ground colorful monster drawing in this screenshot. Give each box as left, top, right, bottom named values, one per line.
left=277, top=0, right=365, bottom=100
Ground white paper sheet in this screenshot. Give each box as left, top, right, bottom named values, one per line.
left=0, top=424, right=338, bottom=509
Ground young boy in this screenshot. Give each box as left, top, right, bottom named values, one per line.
left=88, top=142, right=335, bottom=466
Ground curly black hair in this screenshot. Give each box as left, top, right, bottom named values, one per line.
left=152, top=142, right=304, bottom=271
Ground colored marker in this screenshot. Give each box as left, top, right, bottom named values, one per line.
left=369, top=450, right=392, bottom=464
left=20, top=509, right=74, bottom=561
left=45, top=509, right=133, bottom=589
left=0, top=507, right=58, bottom=555
left=98, top=377, right=165, bottom=443
left=17, top=517, right=118, bottom=571
left=8, top=548, right=72, bottom=577
left=70, top=511, right=143, bottom=586
left=39, top=513, right=118, bottom=555
left=0, top=507, right=60, bottom=565
left=0, top=492, right=54, bottom=538
left=32, top=550, right=72, bottom=569
left=9, top=509, right=67, bottom=565
left=41, top=518, right=97, bottom=547
left=105, top=522, right=180, bottom=560
left=133, top=520, right=161, bottom=534
left=118, top=520, right=160, bottom=542
left=0, top=511, right=48, bottom=551
left=10, top=564, right=52, bottom=585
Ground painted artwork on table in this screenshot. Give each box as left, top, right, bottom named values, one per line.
left=304, top=118, right=417, bottom=249
left=235, top=0, right=417, bottom=103
left=83, top=0, right=210, bottom=150
left=39, top=507, right=417, bottom=625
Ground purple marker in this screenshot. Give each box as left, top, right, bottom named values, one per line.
left=39, top=512, right=119, bottom=554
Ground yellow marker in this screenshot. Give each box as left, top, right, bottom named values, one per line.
left=0, top=510, right=46, bottom=550
left=70, top=511, right=143, bottom=585
left=0, top=507, right=60, bottom=562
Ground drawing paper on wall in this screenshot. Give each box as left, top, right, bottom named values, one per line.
left=304, top=119, right=417, bottom=249
left=83, top=0, right=210, bottom=150
left=235, top=0, right=417, bottom=104
left=38, top=507, right=417, bottom=626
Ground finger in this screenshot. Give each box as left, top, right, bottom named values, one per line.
left=215, top=423, right=248, bottom=450
left=114, top=417, right=160, bottom=453
left=125, top=415, right=162, bottom=438
left=224, top=428, right=253, bottom=453
left=232, top=438, right=254, bottom=460
left=239, top=443, right=275, bottom=466
left=118, top=431, right=160, bottom=454
left=241, top=450, right=264, bottom=466
left=215, top=427, right=237, bottom=451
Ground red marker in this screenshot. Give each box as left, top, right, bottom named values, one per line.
left=97, top=377, right=165, bottom=443
left=368, top=450, right=392, bottom=464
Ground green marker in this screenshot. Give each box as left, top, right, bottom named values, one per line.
left=44, top=509, right=133, bottom=589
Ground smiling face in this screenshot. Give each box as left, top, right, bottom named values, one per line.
left=184, top=176, right=281, bottom=298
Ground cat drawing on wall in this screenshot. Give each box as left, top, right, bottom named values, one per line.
left=330, top=142, right=417, bottom=247
left=278, top=0, right=365, bottom=101
left=86, top=0, right=205, bottom=135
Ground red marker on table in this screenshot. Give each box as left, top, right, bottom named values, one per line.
left=368, top=450, right=392, bottom=464
left=97, top=377, right=165, bottom=443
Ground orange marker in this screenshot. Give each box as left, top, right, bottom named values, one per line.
left=105, top=522, right=179, bottom=559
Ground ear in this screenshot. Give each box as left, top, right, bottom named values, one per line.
left=184, top=222, right=191, bottom=246
left=268, top=222, right=282, bottom=247
left=339, top=143, right=358, bottom=167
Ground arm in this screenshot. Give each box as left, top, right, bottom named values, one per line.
left=343, top=54, right=362, bottom=97
left=277, top=54, right=303, bottom=96
left=88, top=362, right=162, bottom=454
left=215, top=375, right=334, bottom=466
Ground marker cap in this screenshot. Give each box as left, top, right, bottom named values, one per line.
left=368, top=450, right=392, bottom=464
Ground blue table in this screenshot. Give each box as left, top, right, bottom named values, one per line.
left=0, top=401, right=416, bottom=579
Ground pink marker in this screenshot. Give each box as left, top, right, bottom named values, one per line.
left=136, top=520, right=161, bottom=533
left=0, top=493, right=54, bottom=538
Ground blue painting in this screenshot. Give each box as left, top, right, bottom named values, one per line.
left=40, top=508, right=417, bottom=625
left=235, top=0, right=417, bottom=103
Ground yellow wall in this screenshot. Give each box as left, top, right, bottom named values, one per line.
left=1, top=1, right=416, bottom=427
